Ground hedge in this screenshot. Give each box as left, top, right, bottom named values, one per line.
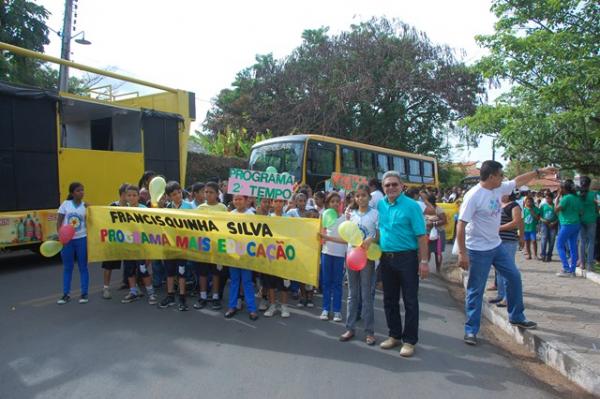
left=185, top=152, right=247, bottom=185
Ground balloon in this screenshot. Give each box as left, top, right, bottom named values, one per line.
left=265, top=166, right=278, bottom=174
left=338, top=221, right=362, bottom=246
left=321, top=208, right=338, bottom=228
left=346, top=247, right=367, bottom=271
left=40, top=240, right=63, bottom=257
left=149, top=176, right=166, bottom=206
left=367, top=243, right=382, bottom=261
left=58, top=224, right=75, bottom=244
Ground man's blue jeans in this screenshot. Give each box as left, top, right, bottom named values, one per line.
left=466, top=244, right=526, bottom=335
left=540, top=223, right=557, bottom=259
left=496, top=240, right=519, bottom=301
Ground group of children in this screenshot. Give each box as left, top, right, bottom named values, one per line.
left=57, top=175, right=409, bottom=345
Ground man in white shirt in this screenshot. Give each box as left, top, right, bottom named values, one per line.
left=368, top=178, right=384, bottom=209
left=456, top=160, right=557, bottom=346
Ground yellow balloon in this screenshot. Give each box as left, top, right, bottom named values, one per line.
left=338, top=221, right=362, bottom=246
left=149, top=176, right=167, bottom=206
left=40, top=240, right=63, bottom=257
left=367, top=243, right=382, bottom=261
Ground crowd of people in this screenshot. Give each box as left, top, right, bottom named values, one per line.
left=54, top=163, right=599, bottom=355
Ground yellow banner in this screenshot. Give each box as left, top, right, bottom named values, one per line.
left=87, top=206, right=321, bottom=286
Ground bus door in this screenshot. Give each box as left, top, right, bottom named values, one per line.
left=306, top=140, right=336, bottom=191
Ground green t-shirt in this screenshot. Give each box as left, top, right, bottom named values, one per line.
left=523, top=206, right=540, bottom=232
left=539, top=202, right=557, bottom=223
left=558, top=194, right=582, bottom=225
left=581, top=191, right=598, bottom=224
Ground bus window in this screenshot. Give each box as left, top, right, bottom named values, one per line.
left=408, top=159, right=423, bottom=183
left=377, top=154, right=389, bottom=179
left=423, top=161, right=434, bottom=184
left=392, top=156, right=406, bottom=177
left=341, top=147, right=358, bottom=174
left=359, top=151, right=374, bottom=177
left=248, top=141, right=304, bottom=181
left=308, top=141, right=335, bottom=176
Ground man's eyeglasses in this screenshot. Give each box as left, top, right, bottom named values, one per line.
left=384, top=182, right=400, bottom=188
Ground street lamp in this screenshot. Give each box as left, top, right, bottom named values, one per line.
left=57, top=0, right=92, bottom=92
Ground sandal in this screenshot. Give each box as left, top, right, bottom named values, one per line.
left=339, top=331, right=354, bottom=342
left=365, top=335, right=376, bottom=346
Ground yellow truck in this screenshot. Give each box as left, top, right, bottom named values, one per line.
left=0, top=43, right=195, bottom=250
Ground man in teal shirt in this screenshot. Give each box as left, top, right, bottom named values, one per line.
left=376, top=171, right=428, bottom=358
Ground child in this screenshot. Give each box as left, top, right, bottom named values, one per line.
left=101, top=183, right=129, bottom=300
left=286, top=193, right=314, bottom=307
left=158, top=181, right=194, bottom=311
left=190, top=182, right=206, bottom=208
left=57, top=182, right=89, bottom=305
left=225, top=194, right=259, bottom=320
left=540, top=191, right=558, bottom=262
left=255, top=197, right=271, bottom=216
left=523, top=196, right=541, bottom=259
left=195, top=182, right=228, bottom=310
left=313, top=191, right=326, bottom=215
left=340, top=185, right=378, bottom=345
left=121, top=185, right=158, bottom=305
left=263, top=199, right=291, bottom=318
left=319, top=192, right=347, bottom=322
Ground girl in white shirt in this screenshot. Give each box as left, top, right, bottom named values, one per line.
left=56, top=182, right=89, bottom=305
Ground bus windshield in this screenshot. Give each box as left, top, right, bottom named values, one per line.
left=249, top=141, right=304, bottom=181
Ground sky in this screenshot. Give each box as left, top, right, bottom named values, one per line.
left=37, top=0, right=503, bottom=164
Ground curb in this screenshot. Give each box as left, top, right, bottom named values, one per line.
left=576, top=268, right=600, bottom=285
left=439, top=262, right=600, bottom=396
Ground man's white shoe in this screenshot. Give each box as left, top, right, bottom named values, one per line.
left=399, top=343, right=415, bottom=358
left=319, top=310, right=329, bottom=320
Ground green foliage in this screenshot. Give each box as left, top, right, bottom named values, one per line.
left=438, top=163, right=467, bottom=189
left=191, top=127, right=272, bottom=158
left=204, top=17, right=484, bottom=159
left=185, top=152, right=247, bottom=184
left=462, top=0, right=600, bottom=173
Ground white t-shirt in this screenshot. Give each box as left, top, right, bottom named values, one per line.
left=58, top=200, right=87, bottom=239
left=459, top=181, right=516, bottom=251
left=322, top=216, right=347, bottom=258
left=348, top=207, right=379, bottom=251
left=231, top=209, right=255, bottom=215
left=368, top=190, right=384, bottom=209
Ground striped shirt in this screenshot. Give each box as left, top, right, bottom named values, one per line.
left=499, top=202, right=520, bottom=242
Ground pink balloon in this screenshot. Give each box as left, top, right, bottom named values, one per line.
left=346, top=247, right=367, bottom=271
left=58, top=224, right=75, bottom=245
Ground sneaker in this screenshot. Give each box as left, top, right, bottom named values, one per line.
left=259, top=298, right=269, bottom=311
left=78, top=295, right=89, bottom=304
left=193, top=298, right=208, bottom=310
left=280, top=304, right=291, bottom=318
left=121, top=292, right=139, bottom=304
left=297, top=298, right=306, bottom=308
left=57, top=294, right=70, bottom=305
left=264, top=304, right=278, bottom=317
left=464, top=333, right=477, bottom=346
left=249, top=312, right=259, bottom=321
left=509, top=320, right=537, bottom=329
left=399, top=343, right=415, bottom=358
left=159, top=295, right=176, bottom=308
left=556, top=271, right=575, bottom=278
left=333, top=312, right=343, bottom=322
left=211, top=299, right=222, bottom=310
left=306, top=299, right=315, bottom=308
left=147, top=293, right=158, bottom=305
left=319, top=310, right=329, bottom=320
left=102, top=288, right=112, bottom=300
left=178, top=296, right=189, bottom=312
left=380, top=337, right=401, bottom=350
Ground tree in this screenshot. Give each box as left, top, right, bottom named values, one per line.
left=461, top=0, right=600, bottom=173
left=191, top=128, right=272, bottom=159
left=204, top=18, right=484, bottom=159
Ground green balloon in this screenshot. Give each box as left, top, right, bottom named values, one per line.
left=265, top=166, right=278, bottom=174
left=322, top=208, right=338, bottom=228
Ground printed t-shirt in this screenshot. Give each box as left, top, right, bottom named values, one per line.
left=539, top=202, right=556, bottom=223
left=581, top=191, right=598, bottom=224
left=58, top=200, right=87, bottom=239
left=322, top=215, right=347, bottom=258
left=558, top=194, right=582, bottom=225
left=458, top=181, right=516, bottom=251
left=523, top=206, right=540, bottom=232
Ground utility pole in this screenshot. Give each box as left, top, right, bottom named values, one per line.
left=58, top=0, right=74, bottom=92
left=492, top=138, right=496, bottom=161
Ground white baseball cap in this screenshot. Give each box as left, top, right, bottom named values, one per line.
left=519, top=185, right=529, bottom=192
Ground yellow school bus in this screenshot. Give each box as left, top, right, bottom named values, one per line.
left=249, top=134, right=439, bottom=191
left=0, top=43, right=195, bottom=250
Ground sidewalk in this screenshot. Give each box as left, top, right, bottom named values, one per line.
left=443, top=250, right=600, bottom=396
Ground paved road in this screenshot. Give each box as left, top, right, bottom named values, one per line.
left=0, top=253, right=562, bottom=399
